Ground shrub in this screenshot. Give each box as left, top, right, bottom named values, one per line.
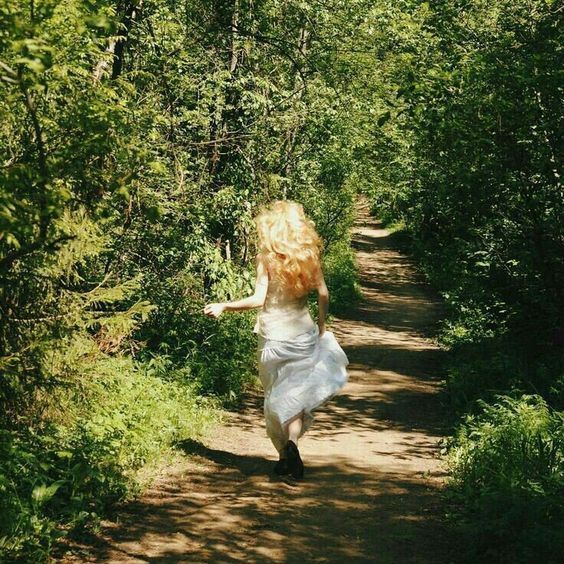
left=0, top=356, right=217, bottom=562
left=445, top=394, right=564, bottom=563
left=323, top=238, right=361, bottom=315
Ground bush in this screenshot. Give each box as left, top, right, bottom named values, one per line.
left=445, top=394, right=564, bottom=563
left=323, top=238, right=361, bottom=315
left=189, top=312, right=259, bottom=401
left=0, top=356, right=217, bottom=562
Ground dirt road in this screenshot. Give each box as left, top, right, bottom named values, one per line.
left=74, top=203, right=453, bottom=563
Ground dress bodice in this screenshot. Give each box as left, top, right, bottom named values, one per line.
left=254, top=276, right=316, bottom=341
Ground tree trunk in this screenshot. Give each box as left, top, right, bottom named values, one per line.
left=93, top=1, right=142, bottom=82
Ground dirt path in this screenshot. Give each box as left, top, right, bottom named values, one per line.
left=73, top=203, right=453, bottom=563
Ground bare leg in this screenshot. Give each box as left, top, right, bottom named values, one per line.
left=286, top=411, right=304, bottom=445
left=275, top=412, right=304, bottom=467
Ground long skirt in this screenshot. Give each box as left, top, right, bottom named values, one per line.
left=257, top=327, right=349, bottom=453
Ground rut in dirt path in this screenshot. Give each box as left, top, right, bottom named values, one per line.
left=72, top=203, right=454, bottom=563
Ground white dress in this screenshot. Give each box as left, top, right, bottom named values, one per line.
left=254, top=277, right=349, bottom=452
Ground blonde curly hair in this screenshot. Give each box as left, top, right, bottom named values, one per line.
left=255, top=200, right=323, bottom=297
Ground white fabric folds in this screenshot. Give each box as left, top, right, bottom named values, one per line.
left=257, top=327, right=349, bottom=452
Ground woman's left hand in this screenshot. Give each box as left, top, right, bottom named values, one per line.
left=203, top=303, right=225, bottom=318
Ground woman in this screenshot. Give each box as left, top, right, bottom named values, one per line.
left=204, top=200, right=348, bottom=479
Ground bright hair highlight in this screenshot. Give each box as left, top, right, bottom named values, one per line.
left=255, top=200, right=323, bottom=297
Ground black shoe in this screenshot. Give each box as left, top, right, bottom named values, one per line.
left=273, top=458, right=290, bottom=475
left=284, top=440, right=304, bottom=479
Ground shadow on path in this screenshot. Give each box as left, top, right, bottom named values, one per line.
left=82, top=445, right=451, bottom=563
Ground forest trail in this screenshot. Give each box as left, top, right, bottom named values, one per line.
left=71, top=202, right=453, bottom=563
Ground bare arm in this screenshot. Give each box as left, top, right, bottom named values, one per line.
left=203, top=257, right=268, bottom=318
left=317, top=269, right=329, bottom=336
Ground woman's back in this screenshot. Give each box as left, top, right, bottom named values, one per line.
left=254, top=275, right=316, bottom=341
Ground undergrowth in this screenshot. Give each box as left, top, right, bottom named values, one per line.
left=444, top=394, right=563, bottom=563
left=0, top=356, right=218, bottom=562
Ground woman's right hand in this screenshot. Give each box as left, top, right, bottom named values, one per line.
left=203, top=303, right=225, bottom=318
left=318, top=323, right=326, bottom=337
